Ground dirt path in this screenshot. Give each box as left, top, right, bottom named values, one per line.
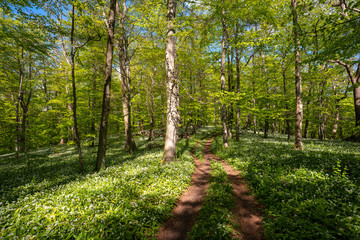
left=157, top=138, right=264, bottom=240
left=157, top=141, right=211, bottom=240
left=203, top=138, right=264, bottom=240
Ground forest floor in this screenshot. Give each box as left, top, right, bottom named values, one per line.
left=1, top=128, right=360, bottom=239
left=158, top=137, right=263, bottom=240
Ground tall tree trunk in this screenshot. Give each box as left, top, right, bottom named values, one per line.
left=303, top=81, right=313, bottom=139
left=227, top=49, right=233, bottom=139
left=235, top=26, right=241, bottom=141
left=148, top=68, right=156, bottom=141
left=90, top=65, right=97, bottom=147
left=318, top=80, right=326, bottom=140
left=282, top=56, right=291, bottom=141
left=292, top=0, right=303, bottom=150
left=262, top=52, right=270, bottom=139
left=70, top=4, right=83, bottom=171
left=162, top=0, right=180, bottom=163
left=117, top=1, right=136, bottom=154
left=15, top=48, right=25, bottom=158
left=220, top=5, right=229, bottom=148
left=95, top=0, right=117, bottom=171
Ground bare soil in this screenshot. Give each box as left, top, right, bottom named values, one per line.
left=157, top=138, right=264, bottom=240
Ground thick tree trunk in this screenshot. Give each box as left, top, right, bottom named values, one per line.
left=162, top=0, right=180, bottom=163
left=95, top=0, right=117, bottom=171
left=70, top=4, right=83, bottom=171
left=292, top=0, right=303, bottom=150
left=221, top=6, right=229, bottom=148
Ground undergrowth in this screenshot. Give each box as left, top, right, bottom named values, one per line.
left=211, top=131, right=360, bottom=239
left=0, top=127, right=216, bottom=239
left=187, top=160, right=238, bottom=239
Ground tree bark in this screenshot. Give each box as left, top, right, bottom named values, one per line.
left=292, top=0, right=303, bottom=150
left=235, top=25, right=241, bottom=141
left=117, top=1, right=136, bottom=154
left=162, top=0, right=180, bottom=163
left=262, top=52, right=270, bottom=139
left=221, top=5, right=229, bottom=148
left=148, top=68, right=156, bottom=141
left=227, top=49, right=233, bottom=139
left=95, top=0, right=117, bottom=171
left=282, top=56, right=291, bottom=140
left=70, top=4, right=83, bottom=171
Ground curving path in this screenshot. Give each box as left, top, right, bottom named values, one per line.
left=157, top=137, right=264, bottom=240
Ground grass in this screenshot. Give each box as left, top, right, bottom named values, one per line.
left=211, top=131, right=360, bottom=240
left=187, top=160, right=238, bottom=239
left=0, top=127, right=216, bottom=239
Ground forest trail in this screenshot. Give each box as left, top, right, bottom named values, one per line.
left=157, top=138, right=264, bottom=240
left=157, top=140, right=211, bottom=240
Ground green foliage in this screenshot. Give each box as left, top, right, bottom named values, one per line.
left=187, top=160, right=238, bottom=239
left=0, top=134, right=201, bottom=239
left=212, top=132, right=360, bottom=239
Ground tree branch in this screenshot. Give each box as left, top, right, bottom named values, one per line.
left=328, top=59, right=355, bottom=84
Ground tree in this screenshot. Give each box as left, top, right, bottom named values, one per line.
left=116, top=1, right=136, bottom=154
left=220, top=1, right=229, bottom=148
left=292, top=0, right=303, bottom=150
left=95, top=0, right=117, bottom=171
left=162, top=0, right=180, bottom=163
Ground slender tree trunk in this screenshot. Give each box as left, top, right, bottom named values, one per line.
left=318, top=80, right=326, bottom=140
left=162, top=0, right=180, bottom=163
left=15, top=48, right=25, bottom=158
left=292, top=0, right=303, bottom=150
left=262, top=52, right=270, bottom=139
left=90, top=65, right=97, bottom=147
left=117, top=1, right=136, bottom=153
left=353, top=86, right=360, bottom=127
left=148, top=68, right=156, bottom=141
left=70, top=4, right=83, bottom=171
left=282, top=56, right=291, bottom=140
left=220, top=6, right=229, bottom=148
left=227, top=50, right=233, bottom=139
left=235, top=27, right=241, bottom=141
left=95, top=0, right=117, bottom=171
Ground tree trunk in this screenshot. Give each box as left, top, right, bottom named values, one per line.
left=220, top=5, right=229, bottom=148
left=162, top=0, right=180, bottom=163
left=262, top=52, right=270, bottom=139
left=292, top=0, right=303, bottom=150
left=90, top=65, right=97, bottom=147
left=282, top=57, right=291, bottom=140
left=148, top=68, right=156, bottom=141
left=95, top=0, right=117, bottom=171
left=318, top=80, right=326, bottom=140
left=117, top=2, right=136, bottom=154
left=235, top=28, right=241, bottom=141
left=14, top=49, right=25, bottom=157
left=353, top=86, right=360, bottom=127
left=227, top=50, right=233, bottom=139
left=70, top=4, right=83, bottom=171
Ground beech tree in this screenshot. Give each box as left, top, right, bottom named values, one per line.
left=162, top=0, right=179, bottom=163
left=95, top=0, right=117, bottom=171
